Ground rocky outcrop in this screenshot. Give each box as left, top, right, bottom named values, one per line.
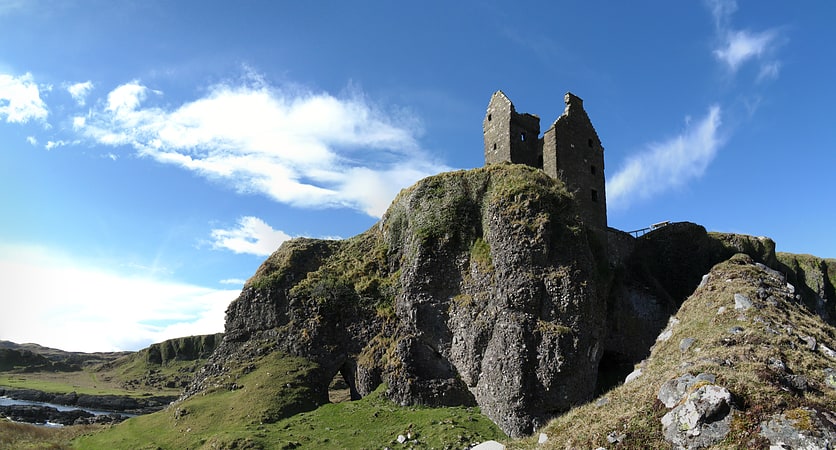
left=0, top=387, right=174, bottom=415
left=599, top=223, right=780, bottom=385
left=777, top=252, right=836, bottom=324
left=186, top=164, right=607, bottom=437
left=0, top=404, right=127, bottom=426
left=144, top=333, right=223, bottom=365
left=183, top=164, right=836, bottom=441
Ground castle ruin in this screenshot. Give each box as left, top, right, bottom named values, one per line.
left=483, top=91, right=607, bottom=234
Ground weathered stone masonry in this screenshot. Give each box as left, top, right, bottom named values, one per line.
left=483, top=91, right=607, bottom=235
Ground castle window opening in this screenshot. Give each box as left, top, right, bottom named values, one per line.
left=487, top=113, right=492, bottom=121
left=590, top=165, right=597, bottom=175
left=588, top=138, right=593, bottom=148
left=521, top=132, right=526, bottom=141
left=493, top=143, right=497, bottom=150
left=591, top=189, right=598, bottom=202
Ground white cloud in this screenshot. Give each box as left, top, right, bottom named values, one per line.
left=0, top=244, right=239, bottom=352
left=606, top=106, right=722, bottom=210
left=66, top=81, right=94, bottom=106
left=0, top=72, right=48, bottom=123
left=220, top=278, right=246, bottom=285
left=75, top=77, right=448, bottom=217
left=45, top=139, right=77, bottom=150
left=26, top=136, right=37, bottom=146
left=211, top=216, right=291, bottom=257
left=714, top=29, right=779, bottom=73
left=706, top=0, right=782, bottom=79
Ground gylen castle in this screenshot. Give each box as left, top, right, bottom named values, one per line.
left=483, top=91, right=607, bottom=235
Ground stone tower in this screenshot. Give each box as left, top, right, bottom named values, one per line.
left=542, top=93, right=607, bottom=230
left=483, top=91, right=541, bottom=168
left=483, top=91, right=607, bottom=234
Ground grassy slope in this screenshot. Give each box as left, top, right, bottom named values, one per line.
left=511, top=254, right=836, bottom=449
left=0, top=335, right=222, bottom=398
left=0, top=419, right=104, bottom=450
left=75, top=351, right=504, bottom=449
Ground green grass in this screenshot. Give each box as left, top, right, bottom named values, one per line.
left=0, top=374, right=146, bottom=397
left=0, top=419, right=103, bottom=450
left=74, top=351, right=504, bottom=449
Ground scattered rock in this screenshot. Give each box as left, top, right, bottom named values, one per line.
left=825, top=368, right=836, bottom=389
left=802, top=335, right=817, bottom=351
left=396, top=434, right=407, bottom=444
left=760, top=408, right=836, bottom=449
left=661, top=384, right=734, bottom=449
left=698, top=274, right=710, bottom=289
left=657, top=373, right=717, bottom=408
left=624, top=368, right=642, bottom=384
left=767, top=357, right=786, bottom=372
left=734, top=293, right=753, bottom=310
left=819, top=343, right=836, bottom=359
left=728, top=326, right=744, bottom=334
left=657, top=317, right=680, bottom=342
left=595, top=397, right=610, bottom=407
left=755, top=263, right=785, bottom=282
left=537, top=432, right=548, bottom=444
left=780, top=374, right=809, bottom=393
left=471, top=440, right=506, bottom=450
left=607, top=430, right=626, bottom=444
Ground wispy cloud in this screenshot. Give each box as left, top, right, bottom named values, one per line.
left=44, top=139, right=78, bottom=150
left=66, top=80, right=94, bottom=106
left=211, top=216, right=291, bottom=257
left=757, top=61, right=781, bottom=82
left=0, top=244, right=238, bottom=352
left=219, top=278, right=246, bottom=285
left=706, top=0, right=782, bottom=79
left=0, top=72, right=48, bottom=123
left=705, top=0, right=737, bottom=30
left=713, top=29, right=779, bottom=73
left=607, top=106, right=722, bottom=210
left=74, top=75, right=448, bottom=217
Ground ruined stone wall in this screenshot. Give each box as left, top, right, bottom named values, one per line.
left=543, top=93, right=607, bottom=232
left=485, top=91, right=607, bottom=234
left=483, top=91, right=541, bottom=168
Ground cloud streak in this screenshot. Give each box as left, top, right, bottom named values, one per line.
left=0, top=72, right=48, bottom=123
left=211, top=216, right=291, bottom=257
left=74, top=76, right=448, bottom=217
left=606, top=106, right=722, bottom=210
left=0, top=244, right=239, bottom=352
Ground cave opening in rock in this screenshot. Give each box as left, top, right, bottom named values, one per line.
left=328, top=359, right=361, bottom=403
left=594, top=350, right=635, bottom=396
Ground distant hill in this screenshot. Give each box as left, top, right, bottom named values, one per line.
left=0, top=340, right=129, bottom=368
left=0, top=334, right=223, bottom=394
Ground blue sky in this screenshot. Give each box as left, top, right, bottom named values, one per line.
left=1, top=1, right=834, bottom=352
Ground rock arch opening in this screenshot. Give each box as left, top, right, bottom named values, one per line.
left=328, top=359, right=361, bottom=403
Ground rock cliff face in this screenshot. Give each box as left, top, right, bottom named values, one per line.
left=184, top=164, right=836, bottom=439
left=187, top=164, right=607, bottom=437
